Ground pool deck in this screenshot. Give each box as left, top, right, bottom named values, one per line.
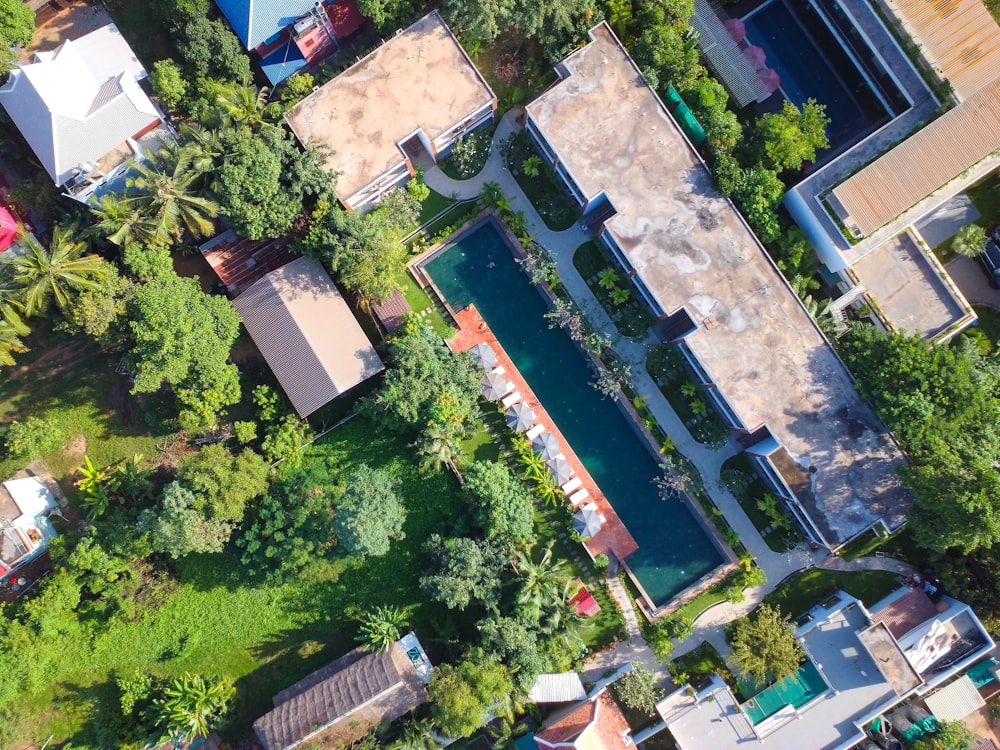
left=450, top=305, right=639, bottom=563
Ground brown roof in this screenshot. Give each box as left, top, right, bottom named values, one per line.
left=371, top=288, right=412, bottom=334
left=253, top=643, right=428, bottom=750
left=232, top=257, right=384, bottom=417
left=871, top=588, right=940, bottom=640
left=535, top=691, right=631, bottom=750
left=831, top=79, right=1000, bottom=236
left=199, top=229, right=295, bottom=296
left=887, top=0, right=1000, bottom=102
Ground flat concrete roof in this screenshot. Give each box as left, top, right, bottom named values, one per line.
left=526, top=24, right=911, bottom=545
left=857, top=622, right=923, bottom=696
left=284, top=11, right=494, bottom=202
left=851, top=232, right=969, bottom=339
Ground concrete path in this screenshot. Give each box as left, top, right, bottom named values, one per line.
left=817, top=554, right=915, bottom=577
left=913, top=193, right=980, bottom=248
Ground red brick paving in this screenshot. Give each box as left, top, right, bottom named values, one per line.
left=452, top=305, right=639, bottom=563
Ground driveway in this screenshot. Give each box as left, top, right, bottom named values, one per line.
left=914, top=193, right=981, bottom=249
left=946, top=255, right=1000, bottom=308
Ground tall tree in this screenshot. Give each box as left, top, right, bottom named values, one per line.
left=420, top=535, right=506, bottom=611
left=952, top=223, right=988, bottom=258
left=0, top=318, right=27, bottom=367
left=2, top=226, right=108, bottom=316
left=465, top=460, right=534, bottom=550
left=747, top=99, right=830, bottom=173
left=90, top=193, right=161, bottom=247
left=428, top=657, right=514, bottom=738
left=514, top=542, right=570, bottom=621
left=0, top=0, right=35, bottom=48
left=335, top=464, right=407, bottom=557
left=127, top=153, right=220, bottom=243
left=139, top=482, right=233, bottom=558
left=177, top=443, right=269, bottom=524
left=729, top=604, right=803, bottom=684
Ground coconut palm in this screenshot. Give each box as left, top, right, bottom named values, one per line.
left=208, top=81, right=278, bottom=132
left=514, top=541, right=570, bottom=620
left=3, top=226, right=107, bottom=316
left=953, top=223, right=988, bottom=258
left=153, top=673, right=235, bottom=742
left=126, top=153, right=220, bottom=243
left=393, top=719, right=438, bottom=750
left=0, top=276, right=28, bottom=335
left=416, top=421, right=462, bottom=473
left=176, top=123, right=225, bottom=176
left=0, top=319, right=28, bottom=366
left=90, top=193, right=161, bottom=246
left=355, top=605, right=409, bottom=653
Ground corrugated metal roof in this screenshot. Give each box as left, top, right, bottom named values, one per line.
left=887, top=0, right=1000, bottom=102
left=925, top=674, right=986, bottom=722
left=527, top=673, right=588, bottom=704
left=831, top=79, right=1000, bottom=236
left=232, top=257, right=383, bottom=417
left=214, top=0, right=318, bottom=50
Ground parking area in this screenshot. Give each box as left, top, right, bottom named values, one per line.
left=947, top=255, right=1000, bottom=308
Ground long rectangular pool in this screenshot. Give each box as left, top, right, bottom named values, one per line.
left=423, top=219, right=725, bottom=606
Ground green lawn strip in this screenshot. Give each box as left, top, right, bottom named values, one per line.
left=422, top=201, right=482, bottom=242
left=393, top=268, right=452, bottom=337
left=507, top=132, right=579, bottom=232
left=645, top=344, right=729, bottom=448
left=762, top=568, right=901, bottom=620
left=973, top=305, right=1000, bottom=345
left=417, top=189, right=456, bottom=225
left=967, top=173, right=1000, bottom=229
left=458, top=420, right=501, bottom=465
left=0, top=331, right=170, bottom=491
left=670, top=640, right=738, bottom=691
left=571, top=242, right=655, bottom=340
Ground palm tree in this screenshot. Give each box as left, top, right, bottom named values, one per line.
left=153, top=673, right=235, bottom=742
left=953, top=223, right=988, bottom=257
left=416, top=421, right=461, bottom=473
left=90, top=193, right=161, bottom=246
left=0, top=319, right=28, bottom=366
left=176, top=123, right=225, bottom=176
left=355, top=605, right=409, bottom=652
left=208, top=81, right=278, bottom=132
left=3, top=226, right=107, bottom=316
left=514, top=541, right=570, bottom=620
left=127, top=153, right=220, bottom=243
left=393, top=719, right=438, bottom=750
left=0, top=277, right=28, bottom=335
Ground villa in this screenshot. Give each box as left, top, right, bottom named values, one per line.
left=0, top=475, right=60, bottom=583
left=0, top=24, right=174, bottom=204
left=285, top=11, right=496, bottom=212
left=659, top=587, right=995, bottom=750
left=525, top=23, right=911, bottom=552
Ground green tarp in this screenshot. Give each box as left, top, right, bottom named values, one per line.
left=664, top=85, right=707, bottom=146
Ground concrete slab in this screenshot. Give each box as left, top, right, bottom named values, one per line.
left=946, top=255, right=1000, bottom=308
left=914, top=194, right=981, bottom=249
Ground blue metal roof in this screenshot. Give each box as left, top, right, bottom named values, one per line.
left=259, top=40, right=308, bottom=84
left=214, top=0, right=320, bottom=50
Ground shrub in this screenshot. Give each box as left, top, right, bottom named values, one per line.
left=150, top=59, right=187, bottom=110
left=3, top=417, right=63, bottom=458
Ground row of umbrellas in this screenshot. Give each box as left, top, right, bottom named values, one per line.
left=470, top=343, right=604, bottom=537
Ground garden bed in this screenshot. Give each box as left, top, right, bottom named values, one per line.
left=719, top=454, right=803, bottom=553
left=572, top=241, right=656, bottom=340
left=506, top=132, right=580, bottom=231
left=645, top=345, right=730, bottom=448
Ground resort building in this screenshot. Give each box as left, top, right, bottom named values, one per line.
left=253, top=633, right=432, bottom=750
left=525, top=23, right=911, bottom=552
left=285, top=11, right=496, bottom=212
left=0, top=475, right=60, bottom=582
left=659, top=587, right=995, bottom=750
left=212, top=0, right=365, bottom=84
left=533, top=685, right=634, bottom=750
left=0, top=24, right=174, bottom=204
left=777, top=0, right=1000, bottom=341
left=231, top=256, right=384, bottom=418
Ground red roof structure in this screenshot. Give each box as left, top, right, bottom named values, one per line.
left=326, top=0, right=364, bottom=39
left=199, top=229, right=295, bottom=296
left=534, top=690, right=631, bottom=750
left=0, top=205, right=19, bottom=251
left=568, top=581, right=601, bottom=618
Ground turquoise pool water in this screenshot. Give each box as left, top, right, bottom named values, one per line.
left=742, top=660, right=828, bottom=724
left=423, top=220, right=724, bottom=605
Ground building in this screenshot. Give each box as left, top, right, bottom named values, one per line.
left=0, top=24, right=173, bottom=204
left=534, top=687, right=633, bottom=750
left=253, top=633, right=432, bottom=750
left=524, top=23, right=911, bottom=552
left=231, top=256, right=384, bottom=418
left=213, top=0, right=365, bottom=84
left=784, top=0, right=1000, bottom=341
left=659, top=587, right=995, bottom=750
left=0, top=476, right=59, bottom=581
left=285, top=11, right=496, bottom=212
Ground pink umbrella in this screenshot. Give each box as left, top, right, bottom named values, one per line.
left=725, top=18, right=746, bottom=43
left=744, top=45, right=767, bottom=70
left=758, top=68, right=781, bottom=94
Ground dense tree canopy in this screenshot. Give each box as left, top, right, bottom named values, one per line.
left=335, top=464, right=407, bottom=557
left=420, top=535, right=506, bottom=610
left=177, top=17, right=251, bottom=83
left=465, top=460, right=534, bottom=550
left=0, top=0, right=35, bottom=49
left=428, top=657, right=514, bottom=738
left=730, top=604, right=804, bottom=684
left=745, top=99, right=830, bottom=173
left=176, top=444, right=269, bottom=525
left=140, top=482, right=233, bottom=558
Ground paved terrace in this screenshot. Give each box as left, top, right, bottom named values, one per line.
left=525, top=24, right=910, bottom=546
left=447, top=303, right=639, bottom=563
left=284, top=11, right=494, bottom=203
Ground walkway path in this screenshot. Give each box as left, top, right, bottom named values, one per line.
left=424, top=108, right=826, bottom=676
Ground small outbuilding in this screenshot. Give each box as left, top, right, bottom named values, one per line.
left=232, top=257, right=383, bottom=417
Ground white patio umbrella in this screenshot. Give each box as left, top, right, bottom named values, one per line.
left=506, top=402, right=536, bottom=431
left=532, top=432, right=561, bottom=461
left=573, top=503, right=605, bottom=538
left=470, top=342, right=497, bottom=371
left=547, top=456, right=574, bottom=485
left=482, top=371, right=513, bottom=400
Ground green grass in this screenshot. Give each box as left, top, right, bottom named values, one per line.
left=507, top=132, right=580, bottom=231
left=670, top=641, right=737, bottom=690
left=417, top=189, right=457, bottom=226
left=762, top=568, right=902, bottom=619
left=394, top=268, right=453, bottom=338
left=423, top=201, right=483, bottom=242
left=967, top=173, right=1000, bottom=229
left=572, top=242, right=656, bottom=340
left=645, top=345, right=730, bottom=448
left=0, top=330, right=172, bottom=495
left=974, top=304, right=1000, bottom=343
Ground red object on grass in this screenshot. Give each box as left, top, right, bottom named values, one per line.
left=568, top=581, right=602, bottom=618
left=0, top=204, right=19, bottom=251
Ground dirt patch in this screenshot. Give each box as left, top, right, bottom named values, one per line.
left=63, top=433, right=88, bottom=459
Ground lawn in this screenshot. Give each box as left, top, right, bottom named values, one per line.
left=394, top=267, right=453, bottom=337
left=417, top=188, right=457, bottom=226
left=645, top=345, right=730, bottom=448
left=762, top=568, right=901, bottom=620
left=967, top=173, right=1000, bottom=230
left=974, top=304, right=1000, bottom=344
left=572, top=242, right=656, bottom=340
left=670, top=641, right=737, bottom=690
left=0, top=330, right=172, bottom=493
left=12, top=417, right=477, bottom=745
left=507, top=132, right=580, bottom=231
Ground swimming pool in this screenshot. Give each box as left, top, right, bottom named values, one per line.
left=743, top=0, right=907, bottom=162
left=422, top=219, right=725, bottom=606
left=742, top=660, right=828, bottom=724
